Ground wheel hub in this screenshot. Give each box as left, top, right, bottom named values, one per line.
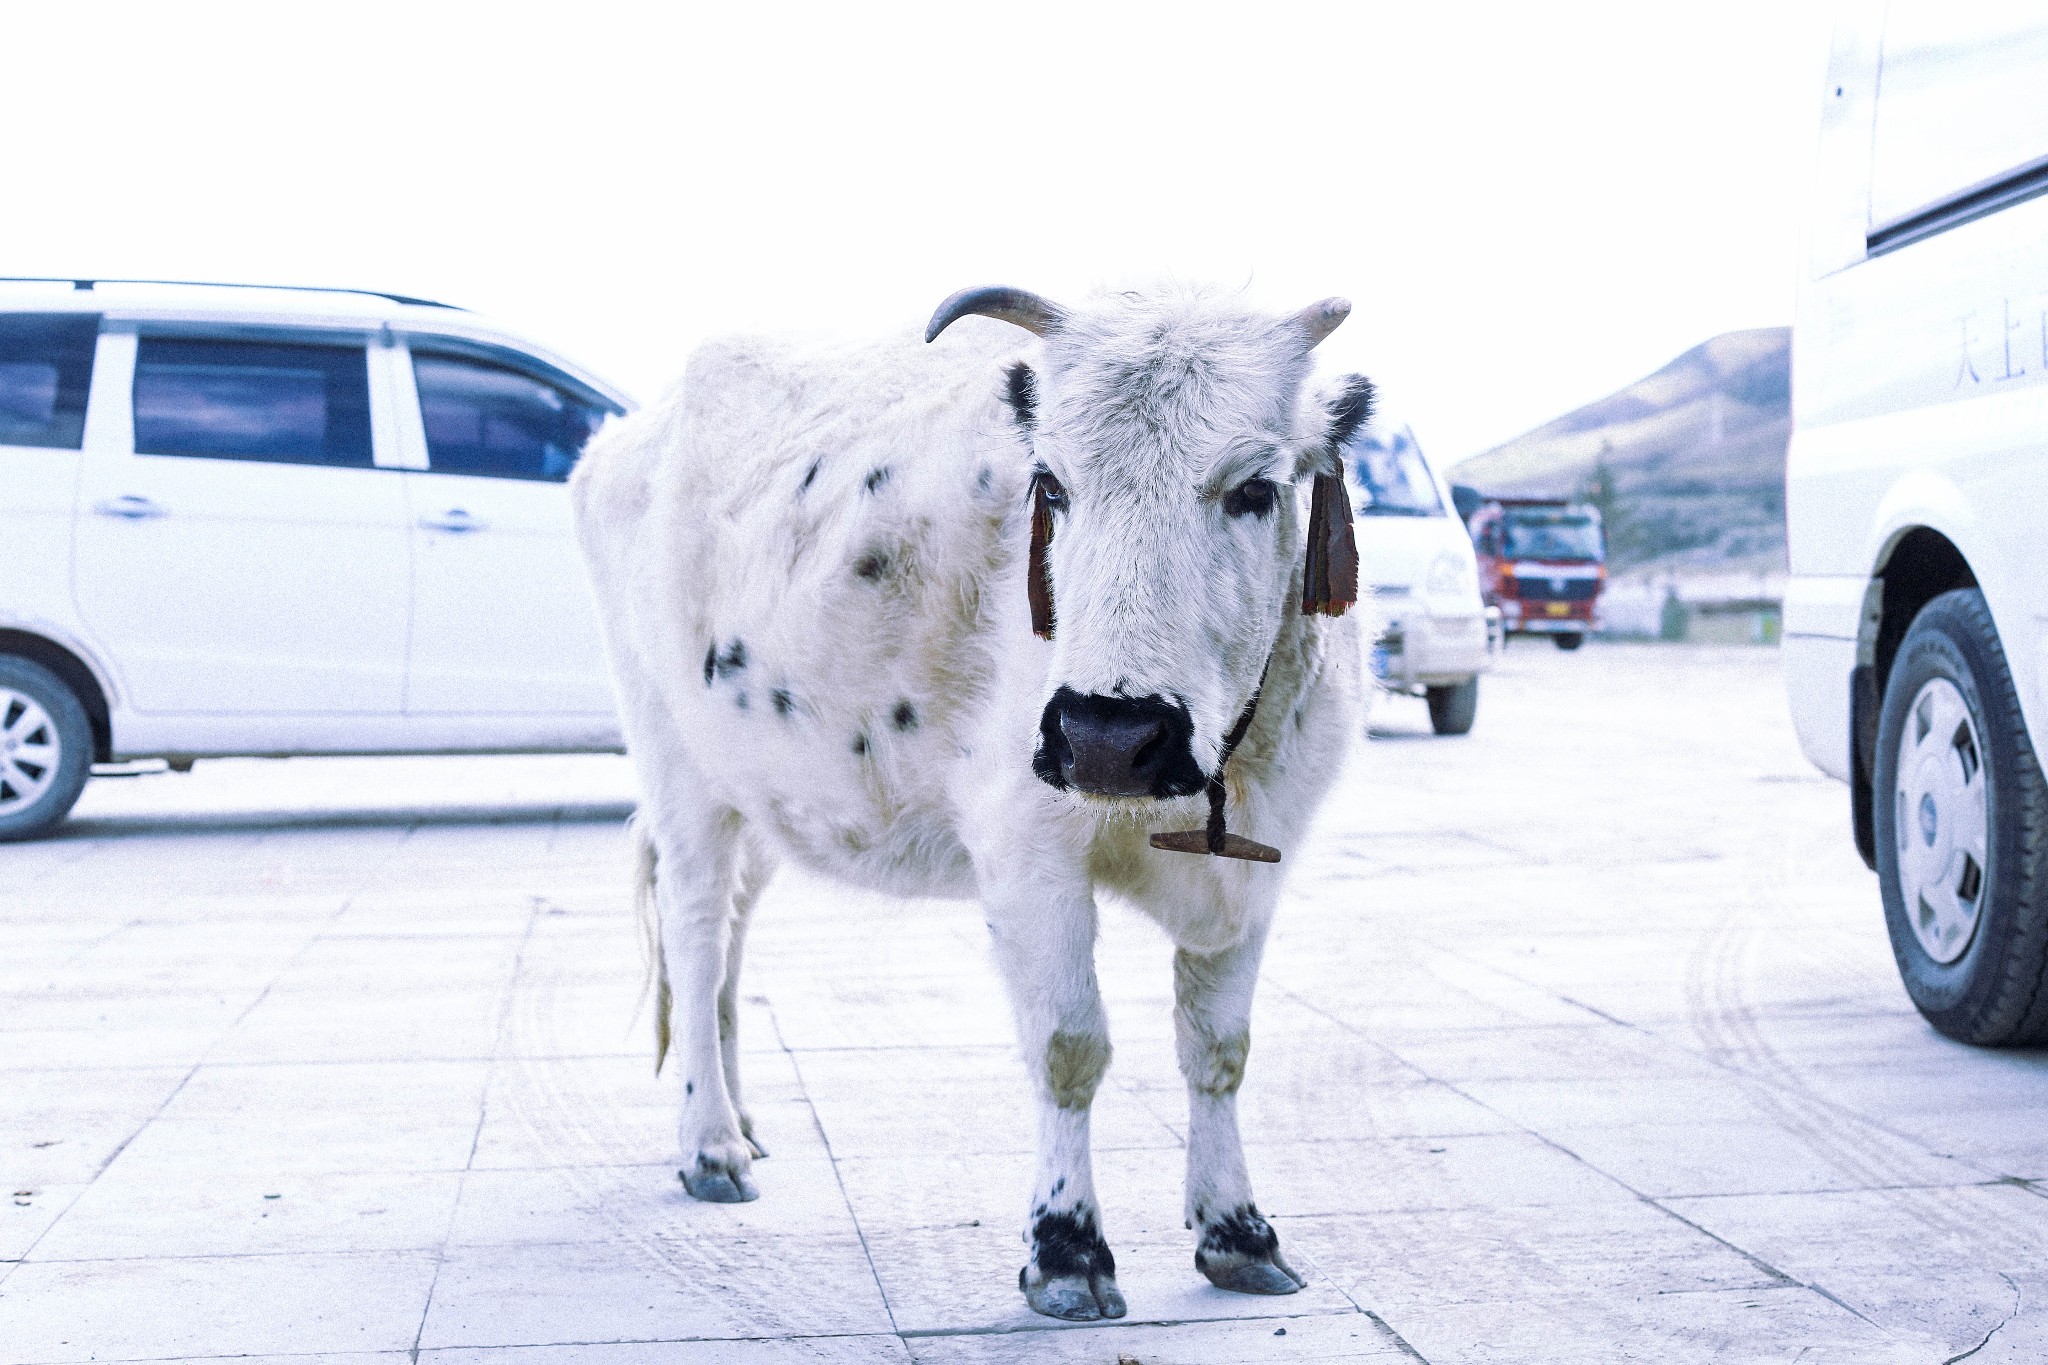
left=1895, top=677, right=1989, bottom=965
left=0, top=686, right=62, bottom=813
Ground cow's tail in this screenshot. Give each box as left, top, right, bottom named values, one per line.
left=629, top=814, right=672, bottom=1074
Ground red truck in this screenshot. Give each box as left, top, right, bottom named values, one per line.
left=1467, top=499, right=1606, bottom=650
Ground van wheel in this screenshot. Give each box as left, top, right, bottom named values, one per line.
left=0, top=656, right=93, bottom=841
left=1554, top=633, right=1584, bottom=651
left=1875, top=589, right=2048, bottom=1045
left=1426, top=678, right=1479, bottom=736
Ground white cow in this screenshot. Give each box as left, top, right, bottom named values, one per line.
left=571, top=283, right=1372, bottom=1321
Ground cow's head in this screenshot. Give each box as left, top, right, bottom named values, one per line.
left=927, top=285, right=1372, bottom=803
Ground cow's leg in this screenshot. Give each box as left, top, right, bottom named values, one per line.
left=720, top=837, right=775, bottom=1160
left=985, top=890, right=1126, bottom=1321
left=1176, top=930, right=1304, bottom=1294
left=645, top=796, right=761, bottom=1203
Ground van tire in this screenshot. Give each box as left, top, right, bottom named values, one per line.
left=1426, top=678, right=1479, bottom=736
left=1554, top=633, right=1584, bottom=651
left=1875, top=589, right=2048, bottom=1045
left=0, top=656, right=93, bottom=842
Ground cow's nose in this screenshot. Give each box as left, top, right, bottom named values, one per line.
left=1034, top=689, right=1204, bottom=798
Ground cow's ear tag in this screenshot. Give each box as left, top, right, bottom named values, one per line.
left=1302, top=470, right=1359, bottom=617
left=1027, top=472, right=1056, bottom=639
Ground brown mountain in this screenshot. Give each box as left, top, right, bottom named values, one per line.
left=1451, top=327, right=1790, bottom=574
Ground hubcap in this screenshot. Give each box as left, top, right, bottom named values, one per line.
left=1895, top=677, right=1989, bottom=965
left=0, top=687, right=62, bottom=814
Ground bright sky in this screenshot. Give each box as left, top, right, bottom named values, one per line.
left=5, top=1, right=1833, bottom=462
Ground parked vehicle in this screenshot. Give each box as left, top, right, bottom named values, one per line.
left=1345, top=421, right=1498, bottom=735
left=0, top=278, right=632, bottom=839
left=1784, top=6, right=2048, bottom=1043
left=1469, top=499, right=1606, bottom=649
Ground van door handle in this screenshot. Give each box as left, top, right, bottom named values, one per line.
left=93, top=495, right=166, bottom=520
left=419, top=508, right=485, bottom=532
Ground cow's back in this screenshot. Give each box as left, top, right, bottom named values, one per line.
left=573, top=322, right=1032, bottom=896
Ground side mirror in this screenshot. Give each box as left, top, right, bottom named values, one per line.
left=1450, top=484, right=1484, bottom=525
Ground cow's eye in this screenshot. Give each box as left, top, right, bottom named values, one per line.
left=1223, top=478, right=1277, bottom=518
left=1034, top=469, right=1069, bottom=514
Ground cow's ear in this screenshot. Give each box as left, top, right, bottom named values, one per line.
left=1002, top=362, right=1038, bottom=435
left=1323, top=373, right=1375, bottom=454
left=1295, top=372, right=1374, bottom=477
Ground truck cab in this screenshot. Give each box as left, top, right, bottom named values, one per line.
left=1471, top=499, right=1607, bottom=650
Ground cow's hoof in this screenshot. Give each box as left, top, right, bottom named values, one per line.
left=679, top=1154, right=758, bottom=1203
left=1196, top=1252, right=1302, bottom=1301
left=1021, top=1268, right=1127, bottom=1321
left=744, top=1132, right=769, bottom=1160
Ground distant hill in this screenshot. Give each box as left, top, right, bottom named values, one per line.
left=1451, top=328, right=1790, bottom=576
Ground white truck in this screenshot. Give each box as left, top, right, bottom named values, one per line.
left=1785, top=3, right=2048, bottom=1044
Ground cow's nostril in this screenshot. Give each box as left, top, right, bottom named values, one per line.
left=1129, top=726, right=1165, bottom=773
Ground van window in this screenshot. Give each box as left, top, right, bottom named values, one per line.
left=1347, top=426, right=1444, bottom=517
left=1869, top=3, right=2048, bottom=241
left=0, top=313, right=100, bottom=450
left=412, top=351, right=606, bottom=482
left=133, top=337, right=373, bottom=467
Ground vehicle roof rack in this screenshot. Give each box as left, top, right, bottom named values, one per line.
left=0, top=276, right=464, bottom=310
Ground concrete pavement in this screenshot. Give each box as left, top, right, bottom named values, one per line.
left=6, top=642, right=2048, bottom=1363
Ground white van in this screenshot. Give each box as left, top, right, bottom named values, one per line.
left=1785, top=5, right=2048, bottom=1044
left=0, top=279, right=632, bottom=840
left=1345, top=421, right=1498, bottom=735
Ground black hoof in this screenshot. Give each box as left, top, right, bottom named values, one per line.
left=1022, top=1268, right=1127, bottom=1321
left=1203, top=1257, right=1304, bottom=1295
left=1196, top=1204, right=1305, bottom=1295
left=679, top=1156, right=758, bottom=1203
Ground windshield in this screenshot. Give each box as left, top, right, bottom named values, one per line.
left=1504, top=512, right=1603, bottom=561
left=1347, top=426, right=1443, bottom=517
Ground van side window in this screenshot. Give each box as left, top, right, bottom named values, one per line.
left=412, top=352, right=605, bottom=482
left=133, top=337, right=373, bottom=467
left=1867, top=5, right=2048, bottom=248
left=0, top=313, right=100, bottom=451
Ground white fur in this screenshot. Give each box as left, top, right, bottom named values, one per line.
left=574, top=284, right=1364, bottom=1315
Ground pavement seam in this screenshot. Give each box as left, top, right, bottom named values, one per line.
left=1, top=887, right=363, bottom=1289
left=1943, top=1270, right=2020, bottom=1364
left=410, top=887, right=549, bottom=1363
left=765, top=994, right=905, bottom=1345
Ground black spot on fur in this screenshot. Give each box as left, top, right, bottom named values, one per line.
left=852, top=734, right=868, bottom=756
left=1325, top=374, right=1377, bottom=456
left=703, top=643, right=717, bottom=685
left=892, top=701, right=918, bottom=732
left=685, top=1081, right=693, bottom=1096
left=735, top=692, right=750, bottom=712
left=1050, top=1177, right=1065, bottom=1198
left=853, top=549, right=890, bottom=582
left=976, top=465, right=994, bottom=494
left=1003, top=362, right=1038, bottom=434
left=1031, top=1207, right=1114, bottom=1281
left=1194, top=1204, right=1279, bottom=1273
left=800, top=459, right=820, bottom=492
left=864, top=466, right=891, bottom=494
left=771, top=688, right=795, bottom=716
left=711, top=640, right=748, bottom=679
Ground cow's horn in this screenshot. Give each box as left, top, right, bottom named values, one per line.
left=1293, top=297, right=1352, bottom=349
left=924, top=286, right=1067, bottom=343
